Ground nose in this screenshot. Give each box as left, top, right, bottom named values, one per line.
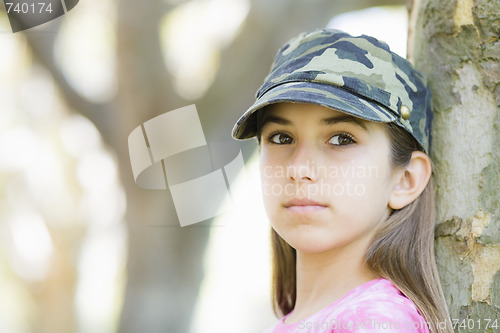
left=287, top=142, right=317, bottom=183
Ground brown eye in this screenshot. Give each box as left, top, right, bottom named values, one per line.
left=328, top=133, right=355, bottom=146
left=269, top=133, right=294, bottom=144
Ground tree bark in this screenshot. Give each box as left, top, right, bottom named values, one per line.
left=408, top=0, right=500, bottom=328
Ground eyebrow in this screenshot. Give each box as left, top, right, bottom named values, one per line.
left=260, top=113, right=367, bottom=131
left=322, top=115, right=367, bottom=130
left=260, top=115, right=291, bottom=128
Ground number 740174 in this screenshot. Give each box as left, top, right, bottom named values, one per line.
left=452, top=318, right=499, bottom=330
left=5, top=2, right=53, bottom=14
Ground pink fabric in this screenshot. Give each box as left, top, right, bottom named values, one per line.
left=263, top=278, right=430, bottom=333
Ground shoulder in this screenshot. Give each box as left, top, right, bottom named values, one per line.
left=330, top=279, right=430, bottom=332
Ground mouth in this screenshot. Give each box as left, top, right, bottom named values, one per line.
left=283, top=198, right=328, bottom=213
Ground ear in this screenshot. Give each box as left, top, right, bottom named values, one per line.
left=388, top=151, right=432, bottom=210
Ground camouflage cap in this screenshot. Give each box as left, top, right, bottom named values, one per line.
left=231, top=29, right=432, bottom=153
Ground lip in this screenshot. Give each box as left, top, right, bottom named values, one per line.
left=284, top=198, right=326, bottom=207
left=283, top=198, right=328, bottom=213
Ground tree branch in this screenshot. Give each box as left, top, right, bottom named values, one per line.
left=20, top=18, right=114, bottom=146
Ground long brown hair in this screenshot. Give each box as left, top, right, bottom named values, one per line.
left=265, top=122, right=452, bottom=333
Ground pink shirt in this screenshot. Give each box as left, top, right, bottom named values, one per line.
left=264, top=278, right=430, bottom=333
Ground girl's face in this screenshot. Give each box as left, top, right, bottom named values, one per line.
left=259, top=102, right=399, bottom=254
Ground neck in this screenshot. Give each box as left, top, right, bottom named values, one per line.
left=287, top=241, right=379, bottom=323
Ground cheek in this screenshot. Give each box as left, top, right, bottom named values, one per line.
left=321, top=156, right=393, bottom=208
left=259, top=156, right=284, bottom=215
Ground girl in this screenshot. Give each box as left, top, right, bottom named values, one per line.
left=232, top=29, right=452, bottom=332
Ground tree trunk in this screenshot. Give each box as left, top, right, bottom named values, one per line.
left=408, top=0, right=500, bottom=329
left=115, top=0, right=211, bottom=332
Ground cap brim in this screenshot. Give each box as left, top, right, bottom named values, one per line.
left=232, top=81, right=399, bottom=140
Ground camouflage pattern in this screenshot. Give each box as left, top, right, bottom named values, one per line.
left=231, top=29, right=433, bottom=153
